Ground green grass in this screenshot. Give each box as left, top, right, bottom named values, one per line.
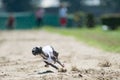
left=42, top=26, right=120, bottom=53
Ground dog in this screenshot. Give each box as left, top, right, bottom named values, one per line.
left=32, top=45, right=64, bottom=70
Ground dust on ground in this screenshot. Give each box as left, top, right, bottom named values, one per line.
left=0, top=30, right=120, bottom=80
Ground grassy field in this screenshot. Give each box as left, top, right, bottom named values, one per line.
left=43, top=26, right=120, bottom=53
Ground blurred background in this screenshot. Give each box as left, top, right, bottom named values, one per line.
left=0, top=1, right=120, bottom=80
left=0, top=0, right=120, bottom=30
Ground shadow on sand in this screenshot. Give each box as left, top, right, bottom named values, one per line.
left=37, top=70, right=54, bottom=75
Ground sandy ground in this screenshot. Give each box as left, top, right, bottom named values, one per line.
left=0, top=30, right=120, bottom=80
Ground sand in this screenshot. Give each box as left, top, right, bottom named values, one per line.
left=0, top=30, right=120, bottom=80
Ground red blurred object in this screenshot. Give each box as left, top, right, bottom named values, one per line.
left=60, top=17, right=67, bottom=26
left=7, top=15, right=15, bottom=29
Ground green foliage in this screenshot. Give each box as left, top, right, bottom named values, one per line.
left=73, top=12, right=86, bottom=27
left=101, top=14, right=120, bottom=30
left=43, top=26, right=120, bottom=53
left=86, top=13, right=95, bottom=28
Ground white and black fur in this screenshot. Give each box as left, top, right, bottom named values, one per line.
left=32, top=46, right=63, bottom=70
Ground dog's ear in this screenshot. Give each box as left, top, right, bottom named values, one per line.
left=39, top=47, right=42, bottom=53
left=53, top=51, right=59, bottom=58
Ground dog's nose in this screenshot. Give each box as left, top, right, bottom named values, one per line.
left=32, top=50, right=36, bottom=55
left=32, top=50, right=34, bottom=53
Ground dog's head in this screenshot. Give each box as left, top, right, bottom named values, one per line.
left=32, top=46, right=42, bottom=56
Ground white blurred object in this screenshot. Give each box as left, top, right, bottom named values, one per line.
left=59, top=7, right=67, bottom=18
left=102, top=25, right=108, bottom=31
left=41, top=0, right=60, bottom=8
left=82, top=0, right=100, bottom=6
left=0, top=0, right=2, bottom=8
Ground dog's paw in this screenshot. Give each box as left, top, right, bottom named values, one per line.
left=44, top=65, right=49, bottom=67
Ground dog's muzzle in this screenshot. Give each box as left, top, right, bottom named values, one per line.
left=32, top=47, right=40, bottom=56
left=32, top=48, right=36, bottom=55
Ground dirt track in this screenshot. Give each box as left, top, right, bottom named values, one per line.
left=0, top=30, right=120, bottom=80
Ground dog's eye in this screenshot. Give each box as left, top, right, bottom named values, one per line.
left=33, top=47, right=36, bottom=50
